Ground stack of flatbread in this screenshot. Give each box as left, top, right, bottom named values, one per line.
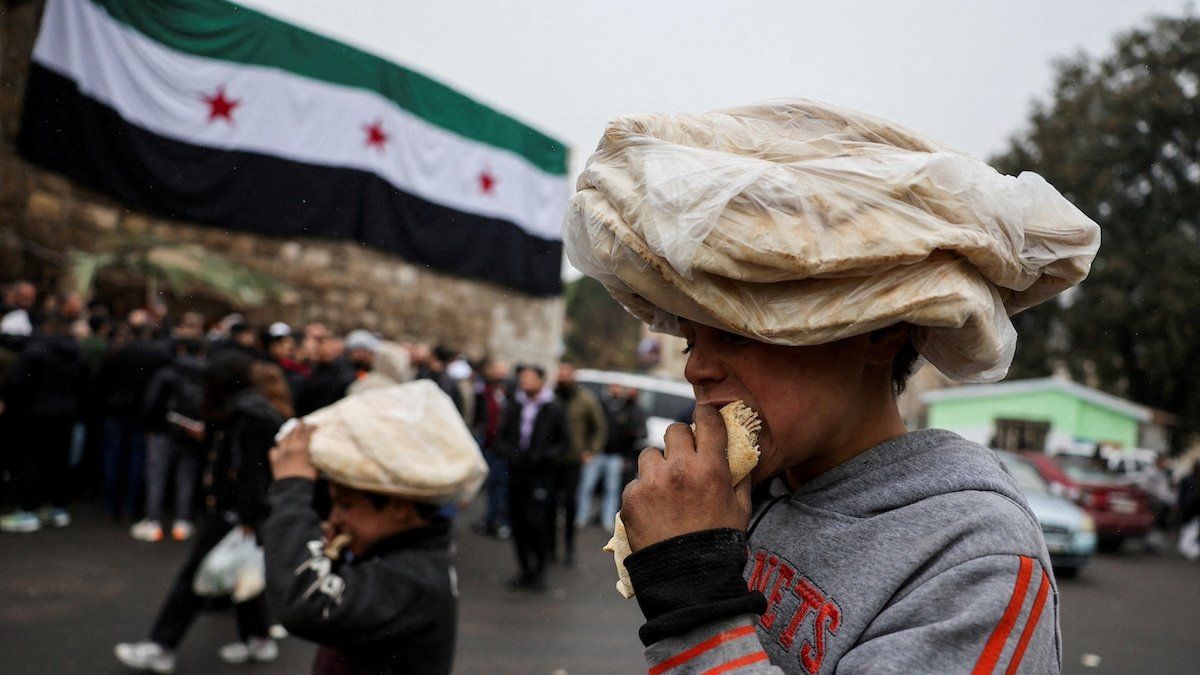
left=302, top=379, right=487, bottom=504
left=563, top=99, right=1101, bottom=383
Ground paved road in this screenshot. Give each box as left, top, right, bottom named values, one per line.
left=1, top=503, right=1196, bottom=674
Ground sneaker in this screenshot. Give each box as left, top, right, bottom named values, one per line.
left=218, top=637, right=278, bottom=664
left=114, top=641, right=176, bottom=674
left=268, top=624, right=289, bottom=640
left=171, top=520, right=194, bottom=541
left=0, top=511, right=41, bottom=533
left=495, top=525, right=512, bottom=540
left=131, top=520, right=164, bottom=542
left=37, top=507, right=70, bottom=528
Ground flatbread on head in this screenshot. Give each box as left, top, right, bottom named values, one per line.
left=605, top=400, right=761, bottom=598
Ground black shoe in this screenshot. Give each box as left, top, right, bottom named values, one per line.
left=507, top=574, right=531, bottom=590
left=527, top=575, right=547, bottom=592
left=564, top=550, right=575, bottom=566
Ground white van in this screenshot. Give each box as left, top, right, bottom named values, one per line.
left=575, top=369, right=696, bottom=449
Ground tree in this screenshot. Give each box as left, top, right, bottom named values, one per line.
left=991, top=13, right=1200, bottom=449
left=563, top=275, right=641, bottom=371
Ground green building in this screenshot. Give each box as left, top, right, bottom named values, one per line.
left=921, top=376, right=1164, bottom=456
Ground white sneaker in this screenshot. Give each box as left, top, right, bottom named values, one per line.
left=268, top=624, right=289, bottom=640
left=131, top=520, right=164, bottom=542
left=114, top=641, right=176, bottom=673
left=219, top=637, right=278, bottom=664
left=0, top=511, right=41, bottom=533
left=171, top=520, right=194, bottom=541
left=43, top=508, right=70, bottom=528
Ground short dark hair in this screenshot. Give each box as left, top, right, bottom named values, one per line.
left=516, top=364, right=545, bottom=380
left=362, top=491, right=441, bottom=521
left=890, top=334, right=921, bottom=397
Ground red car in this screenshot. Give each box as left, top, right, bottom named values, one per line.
left=1018, top=453, right=1154, bottom=550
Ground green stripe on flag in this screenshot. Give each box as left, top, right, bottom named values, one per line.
left=88, top=0, right=568, bottom=175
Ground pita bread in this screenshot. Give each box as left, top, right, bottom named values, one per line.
left=563, top=99, right=1100, bottom=383
left=302, top=380, right=488, bottom=504
left=605, top=401, right=761, bottom=599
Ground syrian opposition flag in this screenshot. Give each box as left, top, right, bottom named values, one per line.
left=19, top=0, right=570, bottom=296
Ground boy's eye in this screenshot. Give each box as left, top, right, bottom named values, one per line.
left=681, top=342, right=694, bottom=355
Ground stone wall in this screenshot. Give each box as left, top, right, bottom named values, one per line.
left=0, top=0, right=563, bottom=368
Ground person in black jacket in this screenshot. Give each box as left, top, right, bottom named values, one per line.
left=93, top=321, right=171, bottom=519
left=0, top=312, right=88, bottom=533
left=115, top=352, right=286, bottom=673
left=293, top=333, right=356, bottom=417
left=132, top=338, right=208, bottom=543
left=263, top=422, right=458, bottom=675
left=495, top=365, right=568, bottom=590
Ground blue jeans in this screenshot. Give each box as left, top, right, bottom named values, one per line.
left=575, top=454, right=624, bottom=531
left=483, top=450, right=510, bottom=529
left=102, top=416, right=147, bottom=519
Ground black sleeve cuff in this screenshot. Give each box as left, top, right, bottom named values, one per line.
left=626, top=528, right=766, bottom=646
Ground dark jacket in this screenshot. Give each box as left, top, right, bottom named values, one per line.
left=263, top=478, right=457, bottom=675
left=557, top=384, right=608, bottom=464
left=206, top=389, right=284, bottom=527
left=0, top=334, right=87, bottom=420
left=603, top=396, right=647, bottom=457
left=93, top=339, right=171, bottom=423
left=294, top=359, right=356, bottom=417
left=495, top=393, right=568, bottom=469
left=142, top=353, right=207, bottom=450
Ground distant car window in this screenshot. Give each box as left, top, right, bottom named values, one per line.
left=649, top=392, right=694, bottom=421
left=1000, top=456, right=1050, bottom=494
left=1060, top=456, right=1123, bottom=482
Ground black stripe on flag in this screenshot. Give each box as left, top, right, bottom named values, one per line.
left=18, top=63, right=563, bottom=297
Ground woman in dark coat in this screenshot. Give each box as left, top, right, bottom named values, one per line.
left=115, top=352, right=289, bottom=673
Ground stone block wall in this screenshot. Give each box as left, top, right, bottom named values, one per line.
left=0, top=0, right=562, bottom=368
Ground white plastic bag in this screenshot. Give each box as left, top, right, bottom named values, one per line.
left=193, top=528, right=266, bottom=601
left=1179, top=518, right=1200, bottom=560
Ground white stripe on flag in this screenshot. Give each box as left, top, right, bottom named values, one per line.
left=34, top=0, right=568, bottom=241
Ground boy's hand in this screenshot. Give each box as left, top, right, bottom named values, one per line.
left=620, top=405, right=752, bottom=552
left=270, top=421, right=318, bottom=481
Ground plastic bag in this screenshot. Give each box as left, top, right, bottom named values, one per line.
left=563, top=99, right=1100, bottom=382
left=292, top=379, right=488, bottom=504
left=1179, top=518, right=1200, bottom=560
left=193, top=528, right=266, bottom=601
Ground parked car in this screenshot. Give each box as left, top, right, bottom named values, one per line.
left=575, top=369, right=695, bottom=448
left=1019, top=452, right=1154, bottom=550
left=996, top=451, right=1096, bottom=576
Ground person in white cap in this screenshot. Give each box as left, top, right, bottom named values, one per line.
left=564, top=99, right=1099, bottom=674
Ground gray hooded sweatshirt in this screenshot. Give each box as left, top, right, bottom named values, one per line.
left=628, top=429, right=1060, bottom=674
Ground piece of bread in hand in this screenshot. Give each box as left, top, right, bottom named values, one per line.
left=605, top=400, right=762, bottom=598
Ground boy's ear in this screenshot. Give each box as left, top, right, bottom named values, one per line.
left=865, top=324, right=910, bottom=365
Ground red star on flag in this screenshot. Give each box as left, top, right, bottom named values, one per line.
left=364, top=120, right=389, bottom=151
left=479, top=170, right=497, bottom=194
left=202, top=86, right=239, bottom=123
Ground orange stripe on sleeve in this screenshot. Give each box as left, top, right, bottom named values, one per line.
left=1005, top=569, right=1051, bottom=675
left=971, top=556, right=1034, bottom=675
left=702, top=650, right=770, bottom=674
left=649, top=625, right=758, bottom=675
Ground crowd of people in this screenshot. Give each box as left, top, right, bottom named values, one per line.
left=0, top=278, right=648, bottom=572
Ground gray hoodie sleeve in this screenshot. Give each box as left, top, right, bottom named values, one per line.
left=641, top=554, right=1058, bottom=674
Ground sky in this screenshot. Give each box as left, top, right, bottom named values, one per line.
left=239, top=0, right=1190, bottom=277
